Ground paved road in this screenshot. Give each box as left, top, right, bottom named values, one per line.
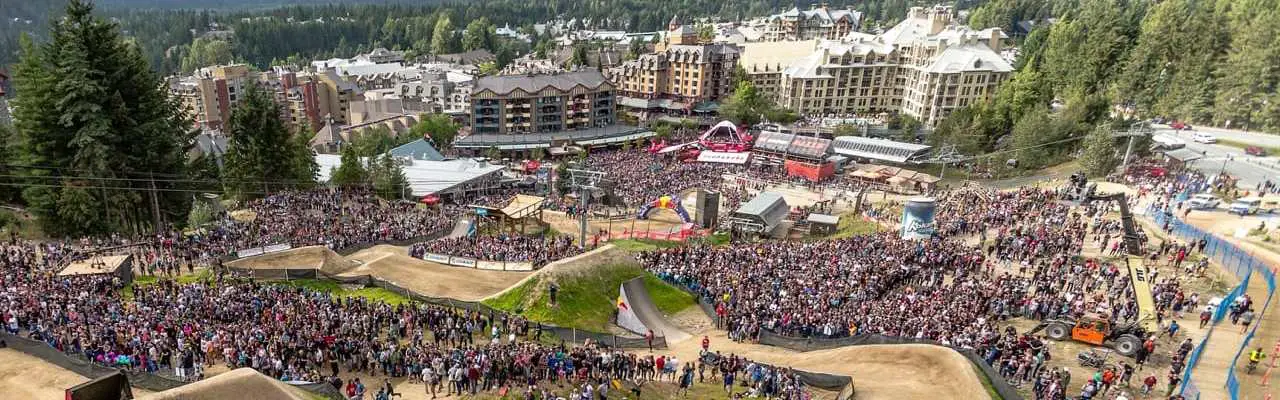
left=1153, top=126, right=1280, bottom=189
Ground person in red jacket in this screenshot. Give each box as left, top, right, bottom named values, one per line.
left=701, top=335, right=710, bottom=351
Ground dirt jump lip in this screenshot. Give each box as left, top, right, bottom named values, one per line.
left=619, top=277, right=691, bottom=342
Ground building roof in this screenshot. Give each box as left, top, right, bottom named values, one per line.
left=926, top=44, right=1014, bottom=73
left=316, top=154, right=505, bottom=196
left=311, top=118, right=345, bottom=148
left=454, top=124, right=650, bottom=150
left=769, top=7, right=863, bottom=26
left=753, top=131, right=832, bottom=160
left=831, top=136, right=932, bottom=163
left=388, top=138, right=445, bottom=161
left=806, top=213, right=840, bottom=225
left=1163, top=148, right=1204, bottom=163
left=739, top=40, right=819, bottom=73
left=731, top=191, right=789, bottom=232
left=473, top=70, right=610, bottom=96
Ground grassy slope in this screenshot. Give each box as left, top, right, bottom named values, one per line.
left=828, top=214, right=883, bottom=239
left=483, top=262, right=695, bottom=332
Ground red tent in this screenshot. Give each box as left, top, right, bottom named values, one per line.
left=419, top=194, right=441, bottom=205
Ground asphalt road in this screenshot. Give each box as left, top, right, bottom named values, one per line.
left=1152, top=125, right=1280, bottom=189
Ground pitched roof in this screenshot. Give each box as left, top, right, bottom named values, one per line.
left=473, top=70, right=610, bottom=96
left=926, top=44, right=1014, bottom=73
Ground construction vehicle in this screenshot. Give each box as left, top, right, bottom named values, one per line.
left=1029, top=181, right=1158, bottom=357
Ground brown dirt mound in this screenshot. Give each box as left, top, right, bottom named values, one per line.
left=660, top=312, right=985, bottom=400
left=0, top=348, right=94, bottom=400
left=226, top=245, right=356, bottom=274
left=344, top=253, right=531, bottom=302
left=140, top=368, right=306, bottom=400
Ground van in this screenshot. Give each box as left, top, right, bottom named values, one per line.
left=1230, top=197, right=1261, bottom=215
left=1262, top=197, right=1280, bottom=214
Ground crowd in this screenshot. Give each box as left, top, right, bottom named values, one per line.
left=410, top=235, right=581, bottom=265
left=581, top=149, right=742, bottom=207
left=639, top=184, right=1204, bottom=399
left=1, top=237, right=814, bottom=399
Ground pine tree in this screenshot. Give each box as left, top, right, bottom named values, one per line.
left=11, top=0, right=193, bottom=236
left=370, top=154, right=409, bottom=200
left=431, top=15, right=457, bottom=54
left=330, top=146, right=369, bottom=187
left=222, top=83, right=317, bottom=198
left=1080, top=124, right=1120, bottom=177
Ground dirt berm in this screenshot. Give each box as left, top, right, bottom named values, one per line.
left=226, top=245, right=358, bottom=274
left=139, top=368, right=310, bottom=400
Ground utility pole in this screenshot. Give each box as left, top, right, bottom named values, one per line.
left=1115, top=121, right=1152, bottom=171
left=149, top=173, right=162, bottom=234
left=567, top=168, right=606, bottom=249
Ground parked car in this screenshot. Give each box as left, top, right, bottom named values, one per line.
left=1246, top=146, right=1267, bottom=156
left=1230, top=197, right=1262, bottom=215
left=1187, top=193, right=1221, bottom=210
left=1170, top=121, right=1192, bottom=130
left=1192, top=132, right=1217, bottom=143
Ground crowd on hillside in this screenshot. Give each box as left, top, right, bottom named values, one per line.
left=410, top=235, right=581, bottom=265
left=581, top=149, right=742, bottom=207
left=0, top=237, right=812, bottom=400
left=639, top=185, right=1205, bottom=399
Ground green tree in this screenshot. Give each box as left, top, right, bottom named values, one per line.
left=179, top=37, right=234, bottom=73
left=11, top=1, right=193, bottom=236
left=462, top=17, right=494, bottom=51
left=410, top=113, right=461, bottom=149
left=368, top=153, right=409, bottom=200
left=187, top=200, right=215, bottom=228
left=654, top=124, right=673, bottom=139
left=1008, top=108, right=1057, bottom=169
left=833, top=123, right=862, bottom=137
left=477, top=61, right=500, bottom=75
left=330, top=145, right=369, bottom=187
left=1213, top=7, right=1280, bottom=131
left=1080, top=123, right=1119, bottom=176
left=569, top=45, right=589, bottom=67
left=222, top=83, right=317, bottom=198
left=696, top=23, right=715, bottom=42
left=431, top=14, right=457, bottom=54
left=720, top=81, right=765, bottom=126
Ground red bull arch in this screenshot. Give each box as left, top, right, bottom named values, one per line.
left=636, top=195, right=692, bottom=223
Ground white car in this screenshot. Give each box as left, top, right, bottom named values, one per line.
left=1187, top=193, right=1221, bottom=209
left=1192, top=132, right=1217, bottom=143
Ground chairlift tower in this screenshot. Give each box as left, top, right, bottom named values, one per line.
left=567, top=168, right=607, bottom=249
left=1114, top=121, right=1153, bottom=170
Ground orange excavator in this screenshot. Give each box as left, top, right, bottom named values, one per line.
left=1028, top=186, right=1158, bottom=357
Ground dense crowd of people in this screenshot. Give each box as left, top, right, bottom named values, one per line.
left=410, top=235, right=581, bottom=265
left=639, top=183, right=1206, bottom=399
left=581, top=149, right=742, bottom=207
left=1, top=237, right=813, bottom=399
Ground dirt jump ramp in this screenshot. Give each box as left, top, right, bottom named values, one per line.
left=617, top=277, right=691, bottom=342
left=139, top=368, right=308, bottom=400
left=225, top=245, right=358, bottom=275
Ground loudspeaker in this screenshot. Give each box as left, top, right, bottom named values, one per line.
left=698, top=190, right=720, bottom=229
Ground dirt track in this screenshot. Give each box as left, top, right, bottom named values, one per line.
left=650, top=309, right=986, bottom=400
left=0, top=348, right=155, bottom=400
left=226, top=245, right=357, bottom=274
left=342, top=245, right=531, bottom=302
left=140, top=368, right=307, bottom=400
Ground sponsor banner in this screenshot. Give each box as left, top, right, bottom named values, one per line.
left=262, top=243, right=292, bottom=254
left=451, top=257, right=477, bottom=268
left=424, top=253, right=451, bottom=264
left=235, top=243, right=292, bottom=259
left=236, top=247, right=265, bottom=259
left=476, top=261, right=504, bottom=271
left=505, top=262, right=535, bottom=271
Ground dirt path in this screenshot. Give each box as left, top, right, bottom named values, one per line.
left=0, top=348, right=154, bottom=400
left=648, top=310, right=986, bottom=400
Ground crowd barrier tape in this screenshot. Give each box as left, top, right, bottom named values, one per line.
left=1147, top=201, right=1277, bottom=400
left=475, top=260, right=504, bottom=271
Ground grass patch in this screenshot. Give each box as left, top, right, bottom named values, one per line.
left=270, top=279, right=415, bottom=306
left=611, top=239, right=685, bottom=252
left=972, top=362, right=1004, bottom=400
left=0, top=207, right=44, bottom=239
left=1218, top=138, right=1280, bottom=154
left=828, top=214, right=882, bottom=239
left=482, top=263, right=695, bottom=332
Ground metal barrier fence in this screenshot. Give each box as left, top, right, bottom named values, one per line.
left=1147, top=202, right=1276, bottom=400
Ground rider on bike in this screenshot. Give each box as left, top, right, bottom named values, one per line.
left=1249, top=347, right=1267, bottom=372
